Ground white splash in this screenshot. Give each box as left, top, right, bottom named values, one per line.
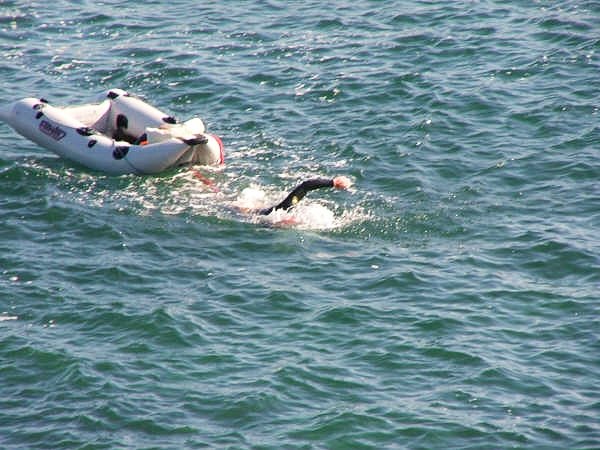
left=231, top=185, right=269, bottom=211
left=231, top=185, right=345, bottom=230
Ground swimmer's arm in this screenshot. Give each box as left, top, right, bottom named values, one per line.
left=260, top=176, right=351, bottom=215
left=276, top=178, right=333, bottom=210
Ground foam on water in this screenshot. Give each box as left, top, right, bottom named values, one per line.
left=21, top=156, right=368, bottom=232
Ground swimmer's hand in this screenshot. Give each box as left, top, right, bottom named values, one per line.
left=332, top=176, right=352, bottom=190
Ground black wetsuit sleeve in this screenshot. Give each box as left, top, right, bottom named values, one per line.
left=259, top=178, right=334, bottom=215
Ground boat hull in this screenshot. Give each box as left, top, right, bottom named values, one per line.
left=0, top=89, right=224, bottom=175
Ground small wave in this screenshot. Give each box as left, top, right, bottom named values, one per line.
left=0, top=314, right=18, bottom=322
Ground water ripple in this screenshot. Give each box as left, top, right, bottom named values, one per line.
left=1, top=1, right=599, bottom=449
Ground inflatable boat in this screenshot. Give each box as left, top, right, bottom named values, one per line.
left=0, top=88, right=224, bottom=175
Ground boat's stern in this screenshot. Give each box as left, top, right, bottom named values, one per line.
left=175, top=133, right=224, bottom=167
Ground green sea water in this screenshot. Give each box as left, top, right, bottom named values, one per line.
left=1, top=1, right=599, bottom=449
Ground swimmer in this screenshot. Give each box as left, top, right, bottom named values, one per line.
left=258, top=176, right=352, bottom=215
left=192, top=170, right=352, bottom=225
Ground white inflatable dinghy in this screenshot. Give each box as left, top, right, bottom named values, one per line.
left=0, top=88, right=224, bottom=175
